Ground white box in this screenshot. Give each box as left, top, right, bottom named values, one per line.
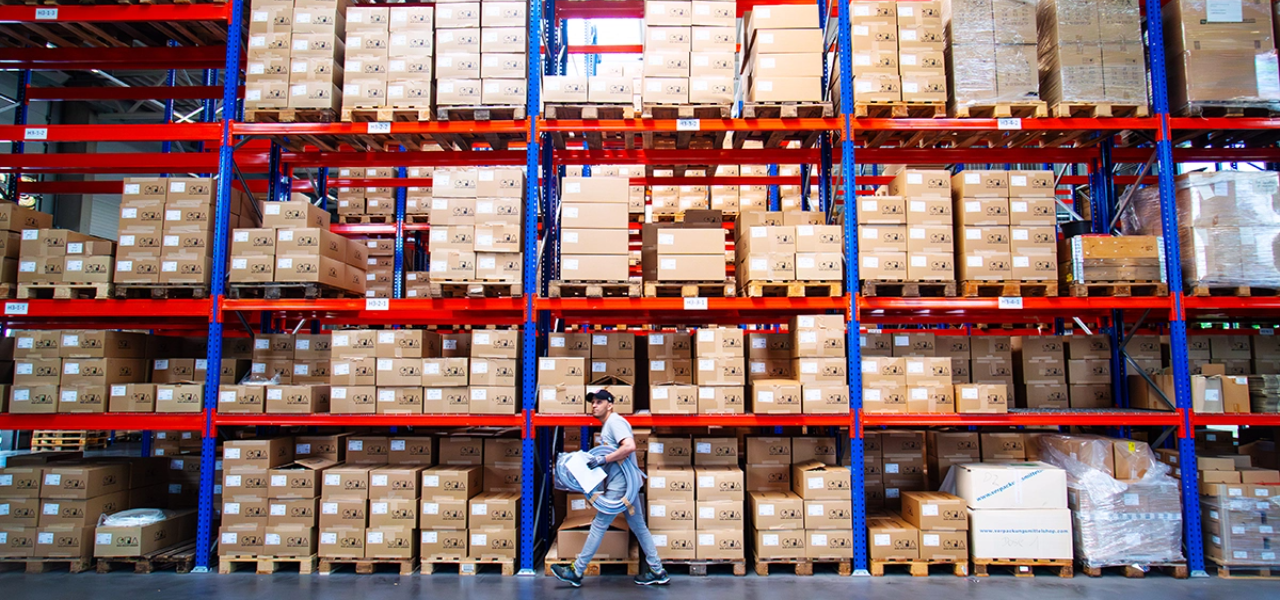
left=968, top=508, right=1073, bottom=559
left=954, top=462, right=1068, bottom=510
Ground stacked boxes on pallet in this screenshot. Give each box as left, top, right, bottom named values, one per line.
left=428, top=168, right=525, bottom=292
left=244, top=0, right=345, bottom=114
left=559, top=176, right=632, bottom=283
left=342, top=5, right=435, bottom=112
left=19, top=229, right=114, bottom=293
left=956, top=461, right=1073, bottom=560
left=898, top=491, right=969, bottom=563
left=360, top=237, right=398, bottom=298
left=691, top=328, right=745, bottom=416
left=896, top=1, right=947, bottom=104
left=792, top=316, right=851, bottom=414
left=1061, top=235, right=1163, bottom=292
left=843, top=1, right=900, bottom=104
left=642, top=1, right=732, bottom=105
left=1065, top=334, right=1112, bottom=409
left=1037, top=0, right=1148, bottom=112
left=219, top=438, right=290, bottom=559
left=642, top=220, right=727, bottom=285
left=1162, top=0, right=1280, bottom=113
left=434, top=0, right=527, bottom=107
left=228, top=199, right=367, bottom=296
left=741, top=3, right=823, bottom=104
left=945, top=0, right=1041, bottom=112
left=0, top=205, right=50, bottom=296
left=1013, top=335, right=1068, bottom=408
left=736, top=212, right=841, bottom=290
left=335, top=167, right=397, bottom=224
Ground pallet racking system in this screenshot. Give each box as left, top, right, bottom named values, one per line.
left=3, top=0, right=1280, bottom=578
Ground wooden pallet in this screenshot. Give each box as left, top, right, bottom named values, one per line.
left=243, top=108, right=337, bottom=123
left=422, top=557, right=516, bottom=576
left=1178, top=102, right=1280, bottom=118
left=318, top=557, right=417, bottom=576
left=1210, top=557, right=1280, bottom=578
left=544, top=104, right=636, bottom=120
left=854, top=102, right=947, bottom=118
left=972, top=558, right=1073, bottom=578
left=643, top=279, right=735, bottom=298
left=113, top=283, right=209, bottom=300
left=340, top=107, right=432, bottom=123
left=96, top=541, right=197, bottom=574
left=752, top=556, right=852, bottom=577
left=663, top=558, right=747, bottom=577
left=548, top=279, right=642, bottom=298
left=952, top=102, right=1049, bottom=119
left=1189, top=284, right=1280, bottom=297
left=1080, top=562, right=1188, bottom=579
left=0, top=556, right=93, bottom=573
left=436, top=105, right=525, bottom=122
left=740, top=102, right=832, bottom=119
left=741, top=280, right=842, bottom=298
left=0, top=283, right=15, bottom=299
left=18, top=282, right=113, bottom=300
left=217, top=554, right=317, bottom=575
left=338, top=214, right=394, bottom=224
left=861, top=280, right=956, bottom=298
left=641, top=104, right=731, bottom=120
left=227, top=282, right=360, bottom=300
left=1050, top=103, right=1149, bottom=118
left=543, top=541, right=640, bottom=577
left=428, top=281, right=522, bottom=298
left=33, top=430, right=108, bottom=451
left=960, top=280, right=1058, bottom=298
left=870, top=559, right=969, bottom=577
left=1067, top=281, right=1167, bottom=298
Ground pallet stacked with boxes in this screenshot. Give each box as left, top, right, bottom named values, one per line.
left=435, top=0, right=527, bottom=111
left=642, top=1, right=730, bottom=109
left=244, top=0, right=345, bottom=118
left=1037, top=0, right=1149, bottom=117
left=735, top=212, right=842, bottom=297
left=427, top=168, right=524, bottom=297
left=18, top=229, right=114, bottom=301
left=951, top=169, right=1057, bottom=295
left=0, top=205, right=50, bottom=299
left=740, top=3, right=823, bottom=107
left=228, top=199, right=366, bottom=297
left=555, top=176, right=635, bottom=291
left=1162, top=0, right=1280, bottom=115
left=335, top=167, right=397, bottom=224
left=945, top=0, right=1044, bottom=117
left=341, top=4, right=435, bottom=119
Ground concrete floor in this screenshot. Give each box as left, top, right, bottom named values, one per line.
left=2, top=570, right=1273, bottom=600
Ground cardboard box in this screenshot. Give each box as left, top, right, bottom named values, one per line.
left=867, top=515, right=918, bottom=560
left=955, top=462, right=1067, bottom=509
left=791, top=461, right=850, bottom=500
left=968, top=508, right=1072, bottom=559
left=39, top=464, right=128, bottom=500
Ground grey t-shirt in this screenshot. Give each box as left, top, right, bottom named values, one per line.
left=600, top=413, right=637, bottom=470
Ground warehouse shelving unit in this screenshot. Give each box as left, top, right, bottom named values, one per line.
left=6, top=0, right=1280, bottom=581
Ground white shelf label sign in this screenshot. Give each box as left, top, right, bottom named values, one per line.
left=997, top=118, right=1022, bottom=130
left=365, top=298, right=390, bottom=311
left=4, top=302, right=27, bottom=315
left=683, top=298, right=708, bottom=310
left=997, top=297, right=1023, bottom=309
left=367, top=122, right=392, bottom=134
left=24, top=128, right=47, bottom=140
left=676, top=119, right=700, bottom=131
left=35, top=8, right=57, bottom=20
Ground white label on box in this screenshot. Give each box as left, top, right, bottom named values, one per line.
left=222, top=533, right=238, bottom=544
left=325, top=474, right=342, bottom=485
left=649, top=442, right=665, bottom=453
left=807, top=503, right=824, bottom=516
left=379, top=390, right=395, bottom=402
left=807, top=476, right=823, bottom=490
left=225, top=448, right=241, bottom=460
left=1206, top=0, right=1244, bottom=22
left=873, top=534, right=891, bottom=546
left=60, top=389, right=78, bottom=403
left=698, top=533, right=715, bottom=546
left=865, top=389, right=881, bottom=401
left=863, top=256, right=880, bottom=268
left=267, top=388, right=283, bottom=400
left=372, top=502, right=389, bottom=515
left=1011, top=201, right=1028, bottom=213
left=472, top=388, right=487, bottom=400
left=885, top=463, right=900, bottom=474
left=1205, top=389, right=1220, bottom=401
left=225, top=503, right=240, bottom=515
left=43, top=503, right=58, bottom=515
left=16, top=363, right=31, bottom=375
left=967, top=256, right=983, bottom=267
left=699, top=359, right=714, bottom=371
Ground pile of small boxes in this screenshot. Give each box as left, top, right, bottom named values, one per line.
left=858, top=169, right=955, bottom=283
left=425, top=168, right=525, bottom=291
left=735, top=212, right=843, bottom=288
left=646, top=437, right=745, bottom=562
left=334, top=167, right=399, bottom=223
left=867, top=491, right=969, bottom=565
left=640, top=0, right=736, bottom=105
left=341, top=5, right=435, bottom=113
left=244, top=0, right=345, bottom=114
left=946, top=0, right=1041, bottom=114
left=860, top=332, right=1011, bottom=414
left=741, top=4, right=824, bottom=104
left=11, top=330, right=187, bottom=414
left=557, top=176, right=632, bottom=283
left=18, top=229, right=114, bottom=293
left=229, top=199, right=368, bottom=296
left=544, top=331, right=638, bottom=413
left=114, top=177, right=258, bottom=288
left=641, top=221, right=728, bottom=285
left=435, top=1, right=528, bottom=107
left=746, top=436, right=855, bottom=563
left=836, top=1, right=948, bottom=106
left=0, top=205, right=51, bottom=294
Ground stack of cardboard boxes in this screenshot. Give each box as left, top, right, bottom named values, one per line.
left=1066, top=334, right=1111, bottom=408
left=791, top=316, right=850, bottom=414
left=647, top=439, right=696, bottom=559
left=741, top=3, right=823, bottom=103
left=864, top=356, right=970, bottom=414
left=649, top=180, right=710, bottom=217
left=1037, top=0, right=1147, bottom=111
left=945, top=0, right=1041, bottom=112
left=642, top=223, right=727, bottom=285
left=359, top=238, right=398, bottom=299
left=228, top=199, right=367, bottom=296
left=18, top=229, right=113, bottom=291
left=334, top=167, right=396, bottom=225
left=1061, top=235, right=1162, bottom=291
left=1163, top=0, right=1279, bottom=114
left=0, top=204, right=51, bottom=294
left=219, top=438, right=290, bottom=559
left=790, top=458, right=854, bottom=559
left=1013, top=335, right=1068, bottom=409
left=341, top=5, right=435, bottom=112
left=435, top=0, right=527, bottom=106
left=736, top=211, right=841, bottom=287
left=646, top=437, right=745, bottom=562
left=690, top=328, right=746, bottom=414
left=925, top=430, right=981, bottom=490
left=244, top=0, right=345, bottom=114
left=641, top=0, right=735, bottom=105
left=873, top=491, right=969, bottom=564
left=897, top=1, right=947, bottom=104
left=544, top=331, right=638, bottom=414
left=952, top=170, right=1054, bottom=283
left=542, top=63, right=637, bottom=104
left=536, top=356, right=587, bottom=414
left=428, top=168, right=524, bottom=289
left=559, top=176, right=632, bottom=282
left=956, top=461, right=1073, bottom=561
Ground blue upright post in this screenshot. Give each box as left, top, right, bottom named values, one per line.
left=519, top=0, right=544, bottom=576
left=1145, top=0, right=1205, bottom=577
left=267, top=141, right=284, bottom=202
left=1089, top=144, right=1128, bottom=413
left=194, top=0, right=245, bottom=573
left=7, top=70, right=30, bottom=202
left=800, top=164, right=811, bottom=211
left=832, top=0, right=868, bottom=576
left=395, top=159, right=407, bottom=299
left=819, top=133, right=833, bottom=219
left=317, top=167, right=329, bottom=211
left=198, top=69, right=217, bottom=154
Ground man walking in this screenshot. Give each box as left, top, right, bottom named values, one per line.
left=551, top=389, right=670, bottom=587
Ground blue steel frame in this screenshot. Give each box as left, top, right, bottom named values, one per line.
left=1145, top=0, right=1204, bottom=576
left=520, top=0, right=545, bottom=574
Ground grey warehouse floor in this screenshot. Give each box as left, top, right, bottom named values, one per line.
left=2, top=570, right=1274, bottom=600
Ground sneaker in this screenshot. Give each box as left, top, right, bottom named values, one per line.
left=634, top=567, right=670, bottom=586
left=551, top=563, right=583, bottom=588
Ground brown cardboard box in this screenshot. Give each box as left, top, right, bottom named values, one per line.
left=108, top=383, right=156, bottom=412
left=955, top=384, right=1008, bottom=413
left=867, top=515, right=918, bottom=560
left=749, top=491, right=805, bottom=530
left=754, top=528, right=806, bottom=559
left=952, top=171, right=1009, bottom=198
left=39, top=464, right=128, bottom=500
left=331, top=386, right=377, bottom=414
left=791, top=461, right=850, bottom=500
left=694, top=528, right=744, bottom=560
left=750, top=379, right=802, bottom=414
left=900, top=491, right=967, bottom=531
left=420, top=496, right=468, bottom=531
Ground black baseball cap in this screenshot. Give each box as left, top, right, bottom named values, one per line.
left=587, top=390, right=615, bottom=403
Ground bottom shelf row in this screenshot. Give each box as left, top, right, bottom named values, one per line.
left=0, top=424, right=1274, bottom=576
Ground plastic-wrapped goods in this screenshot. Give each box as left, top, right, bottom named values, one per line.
left=1037, top=0, right=1147, bottom=107
left=1248, top=375, right=1280, bottom=412
left=1202, top=493, right=1280, bottom=565
left=1163, top=0, right=1280, bottom=112
left=945, top=0, right=1040, bottom=107
left=1035, top=434, right=1185, bottom=569
left=1120, top=171, right=1280, bottom=289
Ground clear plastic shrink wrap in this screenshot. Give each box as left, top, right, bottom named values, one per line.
left=1120, top=171, right=1280, bottom=289
left=1035, top=434, right=1185, bottom=568
left=945, top=0, right=1040, bottom=107
left=1162, top=0, right=1280, bottom=112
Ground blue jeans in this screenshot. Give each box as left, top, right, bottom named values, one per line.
left=573, top=504, right=664, bottom=573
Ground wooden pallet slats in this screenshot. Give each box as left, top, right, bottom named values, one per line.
left=0, top=556, right=93, bottom=574
left=226, top=282, right=362, bottom=300
left=1081, top=562, right=1188, bottom=579
left=112, top=283, right=209, bottom=300
left=853, top=102, right=947, bottom=119
left=18, top=282, right=114, bottom=300
left=1049, top=102, right=1150, bottom=118
left=1189, top=284, right=1280, bottom=297
left=861, top=280, right=957, bottom=298
left=752, top=556, right=853, bottom=577
left=741, top=280, right=843, bottom=298
left=96, top=541, right=197, bottom=574
left=972, top=558, right=1073, bottom=578
left=243, top=108, right=338, bottom=124
left=428, top=281, right=523, bottom=299
left=960, top=280, right=1058, bottom=298
left=340, top=107, right=433, bottom=123
left=318, top=557, right=418, bottom=576
left=643, top=279, right=736, bottom=298
left=952, top=102, right=1049, bottom=119
left=544, top=104, right=636, bottom=120
left=543, top=542, right=640, bottom=577
left=217, top=554, right=316, bottom=575
left=548, top=279, right=642, bottom=299
left=1067, top=281, right=1168, bottom=298
left=869, top=559, right=969, bottom=577
left=661, top=558, right=747, bottom=577
left=421, top=557, right=516, bottom=576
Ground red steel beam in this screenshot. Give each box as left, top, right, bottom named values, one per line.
left=0, top=123, right=221, bottom=142
left=281, top=150, right=527, bottom=168
left=0, top=4, right=231, bottom=23
left=234, top=120, right=527, bottom=136
left=214, top=414, right=524, bottom=428
left=0, top=152, right=269, bottom=173
left=533, top=413, right=852, bottom=428
left=0, top=46, right=228, bottom=70
left=864, top=411, right=1181, bottom=427
left=564, top=44, right=643, bottom=53
left=26, top=86, right=231, bottom=102
left=554, top=0, right=645, bottom=20
left=0, top=413, right=205, bottom=431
